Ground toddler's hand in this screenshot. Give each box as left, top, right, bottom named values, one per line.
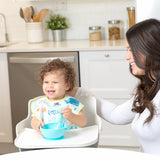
left=31, top=117, right=44, bottom=136
left=36, top=121, right=45, bottom=136
left=61, top=108, right=73, bottom=120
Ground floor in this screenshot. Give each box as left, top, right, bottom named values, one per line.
left=0, top=143, right=19, bottom=155
left=99, top=145, right=142, bottom=152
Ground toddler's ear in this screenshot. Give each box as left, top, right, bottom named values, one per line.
left=66, top=87, right=79, bottom=97
left=65, top=83, right=70, bottom=91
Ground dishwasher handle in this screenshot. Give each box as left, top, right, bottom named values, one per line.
left=9, top=56, right=75, bottom=64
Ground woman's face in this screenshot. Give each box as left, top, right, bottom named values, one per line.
left=125, top=40, right=145, bottom=76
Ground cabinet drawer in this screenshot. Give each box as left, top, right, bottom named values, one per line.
left=84, top=51, right=127, bottom=60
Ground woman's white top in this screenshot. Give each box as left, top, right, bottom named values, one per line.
left=75, top=88, right=160, bottom=156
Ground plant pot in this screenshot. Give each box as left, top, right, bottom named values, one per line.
left=52, top=30, right=65, bottom=42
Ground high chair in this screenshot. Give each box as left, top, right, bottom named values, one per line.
left=14, top=96, right=101, bottom=151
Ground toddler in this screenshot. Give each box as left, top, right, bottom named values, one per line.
left=31, top=59, right=87, bottom=135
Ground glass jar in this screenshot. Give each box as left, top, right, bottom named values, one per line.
left=89, top=26, right=102, bottom=41
left=127, top=7, right=135, bottom=28
left=108, top=20, right=121, bottom=40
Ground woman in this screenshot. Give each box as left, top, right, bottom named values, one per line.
left=32, top=19, right=160, bottom=155
left=70, top=19, right=160, bottom=155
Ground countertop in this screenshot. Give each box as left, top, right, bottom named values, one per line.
left=0, top=39, right=126, bottom=53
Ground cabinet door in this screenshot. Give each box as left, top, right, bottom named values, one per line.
left=79, top=51, right=140, bottom=147
left=0, top=53, right=13, bottom=142
left=80, top=51, right=137, bottom=99
left=99, top=99, right=140, bottom=147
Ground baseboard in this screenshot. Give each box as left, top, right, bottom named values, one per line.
left=98, top=145, right=142, bottom=152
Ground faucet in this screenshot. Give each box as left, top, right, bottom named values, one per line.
left=0, top=13, right=9, bottom=42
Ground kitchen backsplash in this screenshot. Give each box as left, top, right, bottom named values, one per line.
left=0, top=0, right=134, bottom=42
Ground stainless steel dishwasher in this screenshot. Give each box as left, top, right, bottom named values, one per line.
left=8, top=52, right=80, bottom=139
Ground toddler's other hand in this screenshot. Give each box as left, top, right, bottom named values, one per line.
left=61, top=107, right=73, bottom=120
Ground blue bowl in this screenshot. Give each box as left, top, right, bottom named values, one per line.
left=40, top=123, right=66, bottom=140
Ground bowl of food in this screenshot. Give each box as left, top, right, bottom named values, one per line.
left=40, top=123, right=66, bottom=140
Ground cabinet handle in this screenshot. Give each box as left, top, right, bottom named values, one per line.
left=105, top=54, right=110, bottom=58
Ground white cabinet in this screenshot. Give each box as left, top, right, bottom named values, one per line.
left=79, top=50, right=140, bottom=148
left=80, top=50, right=137, bottom=98
left=0, top=53, right=13, bottom=142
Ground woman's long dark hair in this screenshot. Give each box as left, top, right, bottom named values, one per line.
left=126, top=19, right=160, bottom=123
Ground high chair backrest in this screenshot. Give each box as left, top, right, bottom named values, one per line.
left=75, top=96, right=101, bottom=127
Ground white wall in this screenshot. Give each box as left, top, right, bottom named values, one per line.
left=136, top=0, right=160, bottom=22
left=0, top=0, right=134, bottom=42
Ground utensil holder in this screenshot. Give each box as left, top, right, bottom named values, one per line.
left=26, top=22, right=43, bottom=43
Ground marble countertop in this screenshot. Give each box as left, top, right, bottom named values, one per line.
left=0, top=39, right=126, bottom=53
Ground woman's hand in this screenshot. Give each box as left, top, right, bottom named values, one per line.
left=31, top=116, right=44, bottom=136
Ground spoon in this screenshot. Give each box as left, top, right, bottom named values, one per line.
left=57, top=108, right=70, bottom=131
left=33, top=12, right=40, bottom=22
left=19, top=8, right=26, bottom=22
left=30, top=6, right=35, bottom=20
left=39, top=9, right=49, bottom=22
left=23, top=7, right=33, bottom=23
left=56, top=108, right=64, bottom=129
left=28, top=7, right=33, bottom=22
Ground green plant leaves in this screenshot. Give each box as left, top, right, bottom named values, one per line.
left=47, top=14, right=69, bottom=30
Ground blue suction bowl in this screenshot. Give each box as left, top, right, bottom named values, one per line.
left=40, top=123, right=66, bottom=140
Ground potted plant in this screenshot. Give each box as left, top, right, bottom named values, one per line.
left=47, top=14, right=69, bottom=41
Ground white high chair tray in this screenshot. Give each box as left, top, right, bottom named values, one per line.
left=14, top=125, right=98, bottom=149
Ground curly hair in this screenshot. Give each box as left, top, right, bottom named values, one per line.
left=126, top=19, right=160, bottom=123
left=38, top=58, right=76, bottom=91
